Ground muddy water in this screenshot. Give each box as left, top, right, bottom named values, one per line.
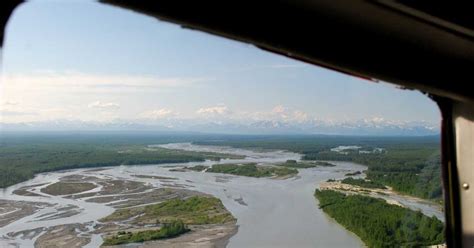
left=0, top=143, right=443, bottom=247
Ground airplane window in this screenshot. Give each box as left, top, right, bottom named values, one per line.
left=0, top=1, right=445, bottom=247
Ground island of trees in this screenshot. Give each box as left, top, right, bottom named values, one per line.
left=341, top=177, right=387, bottom=189
left=315, top=189, right=444, bottom=247
left=206, top=163, right=297, bottom=178
left=196, top=135, right=442, bottom=200
left=102, top=220, right=189, bottom=246
left=276, top=160, right=336, bottom=168
left=1, top=133, right=442, bottom=201
left=101, top=195, right=235, bottom=246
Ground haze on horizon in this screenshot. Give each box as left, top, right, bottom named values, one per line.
left=0, top=1, right=440, bottom=135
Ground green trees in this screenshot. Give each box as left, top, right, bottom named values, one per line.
left=195, top=135, right=442, bottom=200
left=207, top=163, right=269, bottom=177
left=341, top=177, right=387, bottom=189
left=0, top=169, right=33, bottom=188
left=186, top=165, right=209, bottom=171
left=1, top=134, right=443, bottom=201
left=276, top=160, right=336, bottom=168
left=101, top=196, right=236, bottom=246
left=206, top=163, right=297, bottom=177
left=309, top=145, right=442, bottom=199
left=102, top=196, right=236, bottom=225
left=315, top=190, right=444, bottom=247
left=0, top=140, right=239, bottom=188
left=102, top=220, right=189, bottom=246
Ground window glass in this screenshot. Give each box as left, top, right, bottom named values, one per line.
left=0, top=1, right=444, bottom=247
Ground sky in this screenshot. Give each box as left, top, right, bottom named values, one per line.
left=0, top=1, right=440, bottom=134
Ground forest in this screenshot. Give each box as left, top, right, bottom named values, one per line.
left=309, top=144, right=442, bottom=199
left=315, top=190, right=444, bottom=247
left=196, top=135, right=442, bottom=200
left=207, top=163, right=297, bottom=178
left=0, top=132, right=240, bottom=188
left=275, top=160, right=335, bottom=168
left=102, top=220, right=189, bottom=246
left=341, top=177, right=387, bottom=189
left=0, top=133, right=442, bottom=200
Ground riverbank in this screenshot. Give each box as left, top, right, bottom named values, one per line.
left=0, top=143, right=369, bottom=247
left=0, top=173, right=238, bottom=248
left=0, top=143, right=444, bottom=248
left=315, top=189, right=444, bottom=247
left=320, top=180, right=444, bottom=220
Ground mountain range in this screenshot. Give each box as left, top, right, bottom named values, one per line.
left=0, top=118, right=439, bottom=136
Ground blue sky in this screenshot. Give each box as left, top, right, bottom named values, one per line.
left=0, top=1, right=440, bottom=132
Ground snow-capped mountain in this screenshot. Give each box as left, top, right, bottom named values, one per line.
left=0, top=118, right=439, bottom=136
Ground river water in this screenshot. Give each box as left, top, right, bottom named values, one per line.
left=0, top=143, right=443, bottom=247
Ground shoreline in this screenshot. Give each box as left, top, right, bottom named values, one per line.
left=0, top=144, right=366, bottom=248
left=0, top=143, right=442, bottom=248
left=320, top=181, right=444, bottom=221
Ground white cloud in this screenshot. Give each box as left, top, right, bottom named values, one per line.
left=196, top=104, right=230, bottom=115
left=0, top=110, right=36, bottom=116
left=2, top=72, right=210, bottom=94
left=1, top=71, right=209, bottom=122
left=140, top=108, right=177, bottom=119
left=88, top=101, right=120, bottom=109
left=3, top=101, right=19, bottom=106
left=0, top=103, right=38, bottom=122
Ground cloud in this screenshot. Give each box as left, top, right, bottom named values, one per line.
left=196, top=104, right=230, bottom=115
left=140, top=108, right=177, bottom=119
left=0, top=102, right=37, bottom=117
left=0, top=110, right=37, bottom=116
left=2, top=72, right=210, bottom=94
left=3, top=101, right=19, bottom=106
left=88, top=101, right=120, bottom=109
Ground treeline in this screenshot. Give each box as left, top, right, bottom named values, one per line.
left=102, top=220, right=189, bottom=246
left=307, top=145, right=442, bottom=199
left=101, top=196, right=236, bottom=225
left=0, top=141, right=235, bottom=188
left=195, top=135, right=439, bottom=155
left=315, top=190, right=444, bottom=247
left=341, top=177, right=386, bottom=189
left=276, top=160, right=336, bottom=169
left=207, top=163, right=297, bottom=178
left=197, top=135, right=442, bottom=200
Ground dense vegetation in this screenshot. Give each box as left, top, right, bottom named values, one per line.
left=312, top=161, right=337, bottom=167
left=276, top=160, right=316, bottom=168
left=196, top=135, right=442, bottom=200
left=0, top=133, right=241, bottom=188
left=101, top=196, right=235, bottom=225
left=315, top=190, right=444, bottom=247
left=311, top=145, right=442, bottom=199
left=345, top=171, right=362, bottom=176
left=341, top=177, right=387, bottom=189
left=186, top=165, right=209, bottom=172
left=275, top=160, right=336, bottom=168
left=41, top=182, right=96, bottom=195
left=207, top=163, right=297, bottom=178
left=102, top=220, right=189, bottom=246
left=0, top=133, right=442, bottom=199
left=101, top=196, right=235, bottom=245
